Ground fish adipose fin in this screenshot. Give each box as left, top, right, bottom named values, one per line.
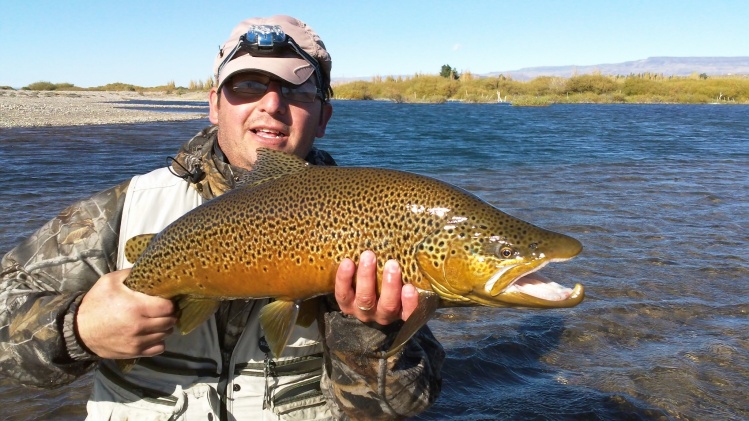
left=176, top=297, right=221, bottom=335
left=384, top=289, right=441, bottom=358
left=259, top=300, right=301, bottom=358
left=124, top=233, right=156, bottom=264
left=236, top=148, right=310, bottom=188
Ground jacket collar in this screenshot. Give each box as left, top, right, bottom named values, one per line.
left=171, top=125, right=336, bottom=200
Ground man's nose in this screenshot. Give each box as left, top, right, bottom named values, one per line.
left=256, top=81, right=287, bottom=113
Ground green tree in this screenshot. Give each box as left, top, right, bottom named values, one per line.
left=440, top=64, right=459, bottom=80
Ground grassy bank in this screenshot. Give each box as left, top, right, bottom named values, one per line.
left=5, top=79, right=214, bottom=96
left=332, top=73, right=749, bottom=105
left=7, top=73, right=749, bottom=105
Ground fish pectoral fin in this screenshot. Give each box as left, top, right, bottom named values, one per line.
left=296, top=298, right=321, bottom=328
left=176, top=297, right=221, bottom=335
left=124, top=233, right=156, bottom=264
left=259, top=300, right=301, bottom=358
left=384, top=289, right=441, bottom=358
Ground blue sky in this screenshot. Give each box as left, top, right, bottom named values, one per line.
left=2, top=0, right=747, bottom=88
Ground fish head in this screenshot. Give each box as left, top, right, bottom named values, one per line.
left=416, top=209, right=584, bottom=309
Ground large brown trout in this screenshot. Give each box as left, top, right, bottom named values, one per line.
left=124, top=148, right=584, bottom=358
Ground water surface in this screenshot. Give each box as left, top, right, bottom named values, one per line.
left=1, top=102, right=747, bottom=420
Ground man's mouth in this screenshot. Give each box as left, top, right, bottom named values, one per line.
left=251, top=128, right=287, bottom=139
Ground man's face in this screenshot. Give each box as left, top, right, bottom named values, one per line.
left=209, top=72, right=333, bottom=170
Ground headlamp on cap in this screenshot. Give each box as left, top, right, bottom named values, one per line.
left=244, top=25, right=286, bottom=52
left=217, top=25, right=326, bottom=101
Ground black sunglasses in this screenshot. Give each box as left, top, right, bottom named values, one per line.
left=230, top=75, right=321, bottom=103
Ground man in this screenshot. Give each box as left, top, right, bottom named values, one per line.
left=0, top=15, right=443, bottom=420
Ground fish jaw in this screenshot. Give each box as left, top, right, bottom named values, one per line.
left=417, top=215, right=585, bottom=309
left=495, top=272, right=585, bottom=308
left=476, top=235, right=584, bottom=308
left=467, top=257, right=585, bottom=308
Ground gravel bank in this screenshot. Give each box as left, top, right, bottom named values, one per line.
left=0, top=90, right=209, bottom=128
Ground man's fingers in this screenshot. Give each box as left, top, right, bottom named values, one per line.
left=354, top=251, right=377, bottom=312
left=136, top=293, right=177, bottom=318
left=335, top=257, right=357, bottom=310
left=78, top=268, right=178, bottom=359
left=139, top=317, right=177, bottom=335
left=131, top=332, right=172, bottom=357
left=139, top=342, right=168, bottom=358
left=107, top=268, right=175, bottom=318
left=376, top=260, right=403, bottom=317
left=334, top=251, right=409, bottom=325
left=400, top=283, right=418, bottom=321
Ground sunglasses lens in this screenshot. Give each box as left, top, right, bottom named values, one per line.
left=232, top=78, right=319, bottom=103
left=232, top=80, right=269, bottom=97
left=283, top=81, right=318, bottom=103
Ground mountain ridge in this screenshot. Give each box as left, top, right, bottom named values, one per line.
left=488, top=56, right=749, bottom=80
left=332, top=57, right=749, bottom=83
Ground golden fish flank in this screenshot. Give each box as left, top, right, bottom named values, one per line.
left=124, top=148, right=584, bottom=358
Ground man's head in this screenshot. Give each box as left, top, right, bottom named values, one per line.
left=209, top=15, right=333, bottom=170
left=213, top=15, right=332, bottom=100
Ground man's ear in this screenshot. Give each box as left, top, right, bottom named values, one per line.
left=208, top=88, right=220, bottom=124
left=316, top=102, right=333, bottom=138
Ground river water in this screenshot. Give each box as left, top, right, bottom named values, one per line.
left=1, top=101, right=747, bottom=420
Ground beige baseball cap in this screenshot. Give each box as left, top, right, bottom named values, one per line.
left=213, top=15, right=331, bottom=91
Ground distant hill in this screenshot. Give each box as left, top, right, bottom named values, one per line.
left=330, top=57, right=749, bottom=85
left=489, top=57, right=749, bottom=80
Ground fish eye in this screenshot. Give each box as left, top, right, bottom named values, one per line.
left=499, top=246, right=514, bottom=258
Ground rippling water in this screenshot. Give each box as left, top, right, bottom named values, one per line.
left=1, top=102, right=747, bottom=420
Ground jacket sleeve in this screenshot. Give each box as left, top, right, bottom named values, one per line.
left=0, top=181, right=129, bottom=388
left=320, top=306, right=445, bottom=420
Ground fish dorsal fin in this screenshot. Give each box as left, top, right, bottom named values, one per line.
left=236, top=148, right=310, bottom=188
left=124, top=234, right=156, bottom=264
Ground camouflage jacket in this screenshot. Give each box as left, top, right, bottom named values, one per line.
left=0, top=126, right=444, bottom=419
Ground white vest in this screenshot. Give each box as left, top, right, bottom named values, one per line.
left=86, top=167, right=332, bottom=421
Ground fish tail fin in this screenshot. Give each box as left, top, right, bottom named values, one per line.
left=259, top=300, right=301, bottom=358
left=383, top=289, right=441, bottom=358
left=176, top=297, right=221, bottom=335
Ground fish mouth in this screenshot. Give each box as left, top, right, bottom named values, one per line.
left=475, top=256, right=584, bottom=308
left=488, top=259, right=584, bottom=308
left=489, top=237, right=585, bottom=308
left=498, top=271, right=585, bottom=308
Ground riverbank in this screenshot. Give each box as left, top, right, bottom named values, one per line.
left=0, top=90, right=209, bottom=128
left=333, top=74, right=749, bottom=105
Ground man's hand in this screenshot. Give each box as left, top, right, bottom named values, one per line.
left=334, top=250, right=418, bottom=325
left=76, top=268, right=177, bottom=359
